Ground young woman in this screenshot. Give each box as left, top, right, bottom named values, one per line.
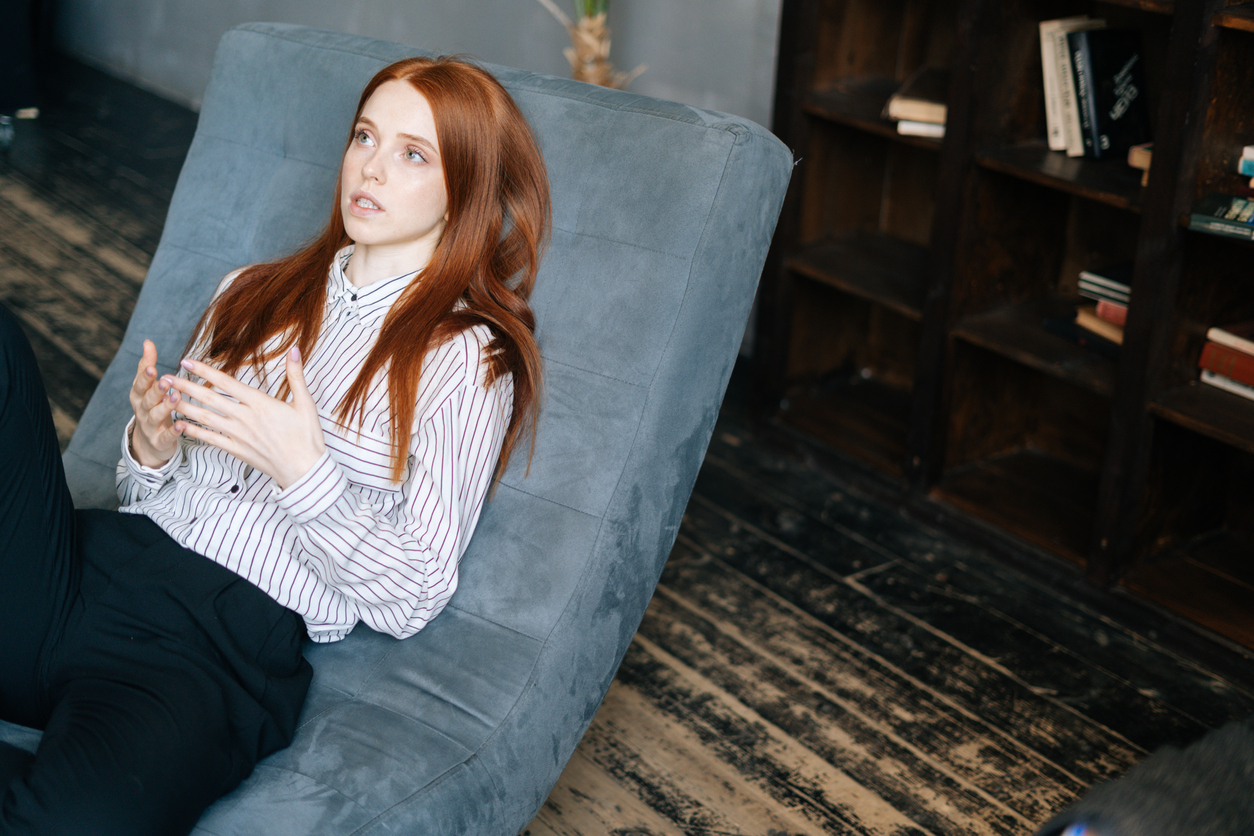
left=0, top=55, right=548, bottom=835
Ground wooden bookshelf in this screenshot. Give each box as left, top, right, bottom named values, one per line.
left=975, top=143, right=1147, bottom=211
left=755, top=0, right=1254, bottom=650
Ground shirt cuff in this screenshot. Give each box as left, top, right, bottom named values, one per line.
left=120, top=417, right=181, bottom=487
left=273, top=450, right=349, bottom=524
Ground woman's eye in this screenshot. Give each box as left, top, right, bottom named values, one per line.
left=355, top=129, right=372, bottom=144
left=404, top=148, right=426, bottom=163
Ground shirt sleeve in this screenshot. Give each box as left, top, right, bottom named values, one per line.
left=273, top=335, right=512, bottom=640
left=116, top=416, right=183, bottom=506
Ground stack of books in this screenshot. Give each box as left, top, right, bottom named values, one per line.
left=883, top=66, right=948, bottom=139
left=1189, top=194, right=1254, bottom=241
left=1199, top=322, right=1254, bottom=402
left=1038, top=16, right=1152, bottom=160
left=1075, top=263, right=1131, bottom=345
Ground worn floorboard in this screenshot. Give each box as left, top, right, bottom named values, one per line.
left=4, top=57, right=1252, bottom=836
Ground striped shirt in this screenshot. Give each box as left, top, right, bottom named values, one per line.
left=117, top=247, right=512, bottom=643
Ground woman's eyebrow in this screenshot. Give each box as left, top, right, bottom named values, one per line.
left=398, top=132, right=438, bottom=154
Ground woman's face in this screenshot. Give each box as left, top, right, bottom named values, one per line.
left=340, top=80, right=449, bottom=267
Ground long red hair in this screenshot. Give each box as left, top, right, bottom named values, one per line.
left=187, top=56, right=549, bottom=481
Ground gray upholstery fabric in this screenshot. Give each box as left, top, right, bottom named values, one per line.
left=0, top=23, right=791, bottom=835
left=1034, top=720, right=1254, bottom=836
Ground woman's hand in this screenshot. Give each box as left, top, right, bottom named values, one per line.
left=128, top=339, right=182, bottom=468
left=163, top=347, right=327, bottom=489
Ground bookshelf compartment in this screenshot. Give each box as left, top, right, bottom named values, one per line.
left=1162, top=236, right=1254, bottom=389
left=936, top=342, right=1110, bottom=563
left=975, top=143, right=1146, bottom=211
left=955, top=174, right=1139, bottom=322
left=786, top=233, right=928, bottom=321
left=779, top=373, right=914, bottom=475
left=799, top=121, right=942, bottom=246
left=810, top=0, right=961, bottom=92
left=1123, top=421, right=1254, bottom=648
left=778, top=279, right=918, bottom=473
left=1195, top=25, right=1254, bottom=199
left=952, top=299, right=1119, bottom=395
left=803, top=81, right=943, bottom=149
left=785, top=279, right=920, bottom=388
left=1151, top=383, right=1254, bottom=455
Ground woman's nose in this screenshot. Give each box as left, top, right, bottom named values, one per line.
left=362, top=152, right=383, bottom=182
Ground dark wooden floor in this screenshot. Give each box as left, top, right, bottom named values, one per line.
left=4, top=59, right=1253, bottom=836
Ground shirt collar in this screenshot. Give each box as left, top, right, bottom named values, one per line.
left=328, top=245, right=422, bottom=327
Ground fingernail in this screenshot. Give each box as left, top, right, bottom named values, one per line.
left=146, top=367, right=155, bottom=377
left=180, top=359, right=194, bottom=370
left=290, top=346, right=301, bottom=361
left=170, top=391, right=180, bottom=404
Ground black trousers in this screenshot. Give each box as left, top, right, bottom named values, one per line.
left=0, top=306, right=312, bottom=835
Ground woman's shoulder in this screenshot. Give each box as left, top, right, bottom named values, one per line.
left=213, top=265, right=251, bottom=298
left=428, top=323, right=497, bottom=385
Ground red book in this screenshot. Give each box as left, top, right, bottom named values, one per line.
left=1096, top=299, right=1127, bottom=326
left=1198, top=340, right=1254, bottom=387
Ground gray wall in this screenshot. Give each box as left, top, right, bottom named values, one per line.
left=57, top=0, right=782, bottom=129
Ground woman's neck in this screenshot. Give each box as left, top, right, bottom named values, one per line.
left=344, top=242, right=433, bottom=288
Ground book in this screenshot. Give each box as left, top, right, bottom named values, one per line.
left=1078, top=262, right=1132, bottom=304
left=896, top=120, right=945, bottom=138
left=1079, top=284, right=1130, bottom=304
left=1207, top=320, right=1254, bottom=356
left=1189, top=194, right=1254, bottom=241
left=1075, top=304, right=1125, bottom=344
left=1040, top=17, right=1103, bottom=151
left=884, top=66, right=949, bottom=124
left=1096, top=298, right=1127, bottom=326
left=1067, top=28, right=1152, bottom=159
left=1200, top=369, right=1254, bottom=403
left=1128, top=141, right=1152, bottom=185
left=1199, top=340, right=1254, bottom=387
left=1041, top=315, right=1121, bottom=359
left=1052, top=19, right=1107, bottom=156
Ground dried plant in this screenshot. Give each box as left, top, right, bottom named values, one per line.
left=535, top=0, right=645, bottom=89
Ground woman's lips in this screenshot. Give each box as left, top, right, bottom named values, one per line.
left=348, top=190, right=384, bottom=216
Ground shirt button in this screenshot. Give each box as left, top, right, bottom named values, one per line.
left=230, top=484, right=240, bottom=493
left=350, top=294, right=357, bottom=301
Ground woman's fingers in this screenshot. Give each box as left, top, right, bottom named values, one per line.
left=178, top=358, right=256, bottom=402
left=162, top=374, right=236, bottom=419
left=285, top=346, right=316, bottom=409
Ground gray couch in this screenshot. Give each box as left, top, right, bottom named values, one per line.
left=0, top=22, right=791, bottom=836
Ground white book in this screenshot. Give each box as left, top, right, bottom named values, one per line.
left=1039, top=17, right=1093, bottom=151
left=1052, top=18, right=1106, bottom=157
left=1200, top=369, right=1254, bottom=402
left=1077, top=270, right=1131, bottom=293
left=1206, top=323, right=1254, bottom=356
left=896, top=120, right=945, bottom=139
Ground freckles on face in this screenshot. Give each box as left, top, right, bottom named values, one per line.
left=340, top=80, right=449, bottom=263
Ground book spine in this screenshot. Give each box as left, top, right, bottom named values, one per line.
left=1200, top=369, right=1254, bottom=402
left=1205, top=326, right=1254, bottom=359
left=1070, top=33, right=1101, bottom=158
left=1041, top=24, right=1067, bottom=151
left=1096, top=299, right=1127, bottom=326
left=1056, top=30, right=1084, bottom=157
left=1199, top=341, right=1254, bottom=387
left=1188, top=214, right=1254, bottom=241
